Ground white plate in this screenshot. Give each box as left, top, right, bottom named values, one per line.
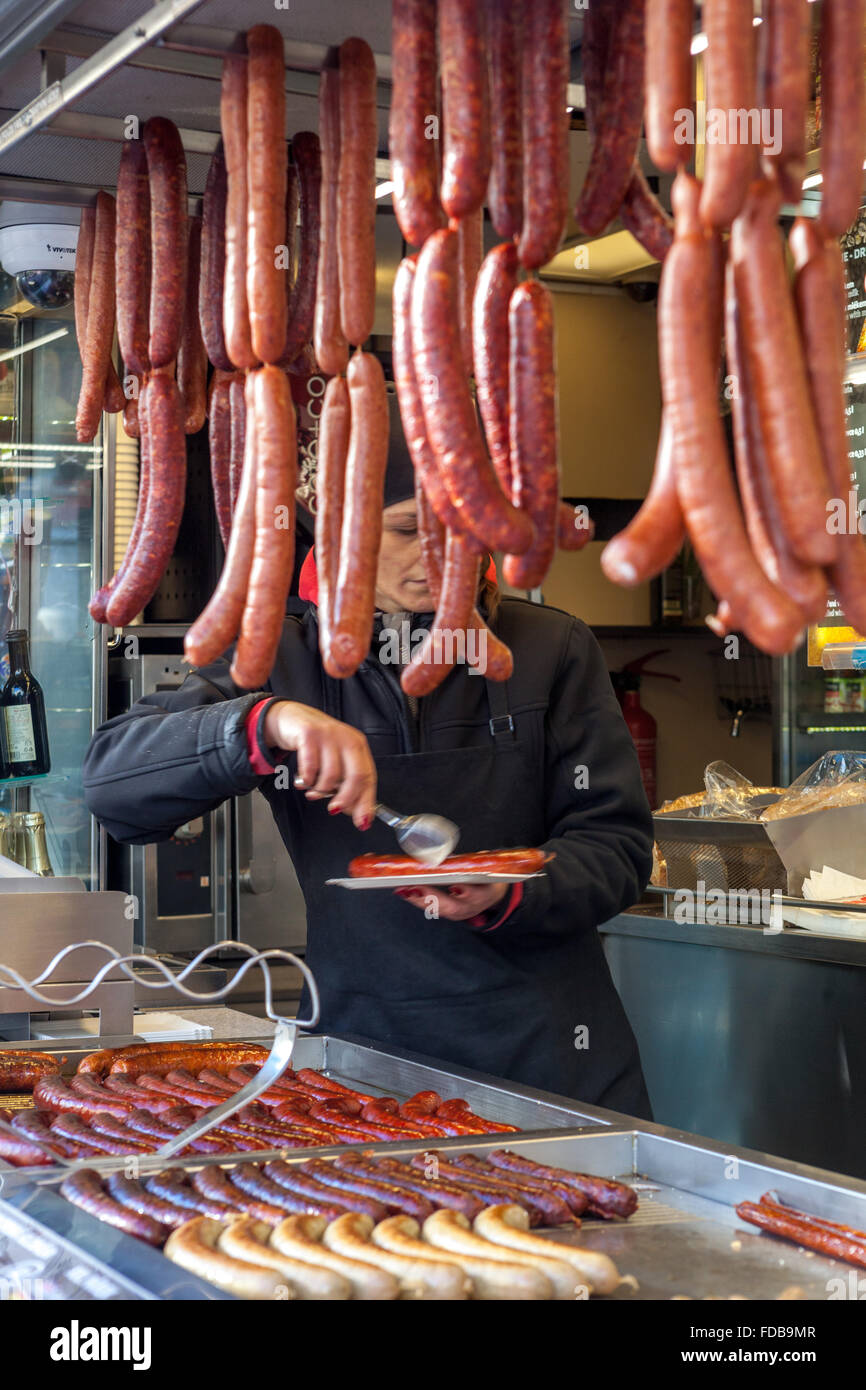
left=327, top=871, right=545, bottom=889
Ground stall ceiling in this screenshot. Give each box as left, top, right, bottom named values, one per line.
left=0, top=0, right=661, bottom=284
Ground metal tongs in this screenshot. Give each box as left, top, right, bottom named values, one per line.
left=0, top=940, right=320, bottom=1166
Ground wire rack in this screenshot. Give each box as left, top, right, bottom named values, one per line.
left=0, top=939, right=319, bottom=1166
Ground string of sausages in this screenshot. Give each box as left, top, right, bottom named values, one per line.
left=599, top=0, right=866, bottom=651
left=387, top=0, right=595, bottom=697
left=181, top=27, right=323, bottom=686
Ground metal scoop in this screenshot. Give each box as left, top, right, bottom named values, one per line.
left=374, top=802, right=459, bottom=867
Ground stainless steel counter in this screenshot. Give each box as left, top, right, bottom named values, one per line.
left=601, top=910, right=866, bottom=1179
left=2, top=1032, right=865, bottom=1301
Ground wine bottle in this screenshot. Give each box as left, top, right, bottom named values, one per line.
left=0, top=629, right=51, bottom=778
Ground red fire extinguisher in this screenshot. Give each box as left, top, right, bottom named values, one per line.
left=612, top=650, right=679, bottom=810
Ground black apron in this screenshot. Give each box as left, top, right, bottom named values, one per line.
left=290, top=670, right=651, bottom=1119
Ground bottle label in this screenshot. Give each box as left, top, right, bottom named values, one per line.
left=4, top=706, right=36, bottom=763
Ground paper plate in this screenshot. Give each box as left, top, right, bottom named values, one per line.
left=327, top=871, right=544, bottom=890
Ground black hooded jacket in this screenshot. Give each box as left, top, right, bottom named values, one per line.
left=83, top=596, right=654, bottom=1113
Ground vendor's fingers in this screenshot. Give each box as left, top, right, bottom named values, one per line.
left=307, top=741, right=343, bottom=799
left=331, top=733, right=377, bottom=829
left=293, top=732, right=323, bottom=790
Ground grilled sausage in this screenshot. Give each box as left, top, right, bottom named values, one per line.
left=62, top=1169, right=169, bottom=1246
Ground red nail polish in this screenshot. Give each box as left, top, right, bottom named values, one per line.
left=394, top=888, right=410, bottom=898
left=362, top=815, right=373, bottom=831
left=328, top=805, right=341, bottom=816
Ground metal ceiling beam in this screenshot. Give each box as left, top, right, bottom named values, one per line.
left=0, top=108, right=220, bottom=156
left=0, top=0, right=209, bottom=159
left=41, top=24, right=585, bottom=108
left=0, top=0, right=82, bottom=78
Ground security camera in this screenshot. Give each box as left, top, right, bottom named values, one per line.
left=0, top=201, right=80, bottom=310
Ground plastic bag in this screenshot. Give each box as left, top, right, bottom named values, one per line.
left=760, top=750, right=866, bottom=822
left=655, top=762, right=783, bottom=820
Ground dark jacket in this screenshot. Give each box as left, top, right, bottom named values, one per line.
left=83, top=597, right=654, bottom=1111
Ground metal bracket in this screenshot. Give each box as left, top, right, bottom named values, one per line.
left=0, top=0, right=209, bottom=158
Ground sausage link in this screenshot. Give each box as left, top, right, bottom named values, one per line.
left=725, top=255, right=827, bottom=619
left=246, top=24, right=288, bottom=365
left=456, top=206, right=483, bottom=378
left=33, top=1074, right=131, bottom=1121
left=208, top=368, right=234, bottom=548
left=576, top=0, right=645, bottom=237
left=69, top=1075, right=135, bottom=1109
left=699, top=0, right=759, bottom=228
left=48, top=1112, right=151, bottom=1156
left=817, top=0, right=866, bottom=237
left=791, top=217, right=866, bottom=632
left=199, top=141, right=232, bottom=370
left=601, top=415, right=686, bottom=586
left=449, top=1152, right=587, bottom=1217
left=412, top=228, right=534, bottom=554
left=185, top=375, right=257, bottom=667
left=314, top=63, right=349, bottom=375
left=145, top=1170, right=236, bottom=1219
left=0, top=1128, right=56, bottom=1167
left=221, top=52, right=258, bottom=370
left=291, top=1159, right=426, bottom=1217
left=279, top=1160, right=388, bottom=1221
left=124, top=1108, right=229, bottom=1154
left=392, top=255, right=464, bottom=534
left=485, top=0, right=522, bottom=241
left=390, top=0, right=444, bottom=246
left=662, top=173, right=805, bottom=653
left=89, top=414, right=151, bottom=623
left=76, top=191, right=118, bottom=442
left=729, top=177, right=835, bottom=567
left=315, top=375, right=350, bottom=674
left=486, top=1150, right=639, bottom=1218
left=438, top=0, right=490, bottom=219
left=115, top=138, right=151, bottom=379
left=87, top=1112, right=155, bottom=1149
left=0, top=1053, right=62, bottom=1092
left=102, top=1075, right=181, bottom=1110
left=61, top=1169, right=169, bottom=1246
left=349, top=847, right=547, bottom=877
left=108, top=1042, right=269, bottom=1079
left=502, top=280, right=560, bottom=590
left=230, top=1163, right=347, bottom=1220
left=105, top=374, right=187, bottom=626
left=228, top=369, right=246, bottom=512
left=284, top=153, right=299, bottom=292
left=104, top=1173, right=189, bottom=1229
left=415, top=472, right=445, bottom=602
left=231, top=365, right=297, bottom=689
left=142, top=117, right=188, bottom=369
left=331, top=1155, right=440, bottom=1221
left=408, top=1151, right=569, bottom=1226
left=327, top=351, right=389, bottom=677
left=736, top=1200, right=866, bottom=1268
left=178, top=215, right=207, bottom=433
left=645, top=0, right=694, bottom=174
left=620, top=168, right=674, bottom=263
left=338, top=38, right=378, bottom=347
left=557, top=501, right=595, bottom=553
left=758, top=0, right=810, bottom=202
left=518, top=0, right=569, bottom=267
left=401, top=531, right=482, bottom=697
left=76, top=1048, right=119, bottom=1077
left=191, top=1165, right=285, bottom=1224
left=73, top=204, right=94, bottom=364
left=370, top=1156, right=489, bottom=1220
left=280, top=131, right=321, bottom=365
left=102, top=371, right=126, bottom=415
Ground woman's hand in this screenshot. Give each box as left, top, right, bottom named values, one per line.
left=263, top=700, right=377, bottom=829
left=395, top=882, right=508, bottom=922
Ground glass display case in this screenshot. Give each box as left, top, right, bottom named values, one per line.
left=0, top=240, right=104, bottom=887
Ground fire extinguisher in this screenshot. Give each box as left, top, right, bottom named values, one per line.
left=611, top=650, right=680, bottom=810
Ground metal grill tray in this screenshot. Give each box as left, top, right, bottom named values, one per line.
left=4, top=1125, right=866, bottom=1301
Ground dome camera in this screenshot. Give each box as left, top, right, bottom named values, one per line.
left=0, top=201, right=80, bottom=310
